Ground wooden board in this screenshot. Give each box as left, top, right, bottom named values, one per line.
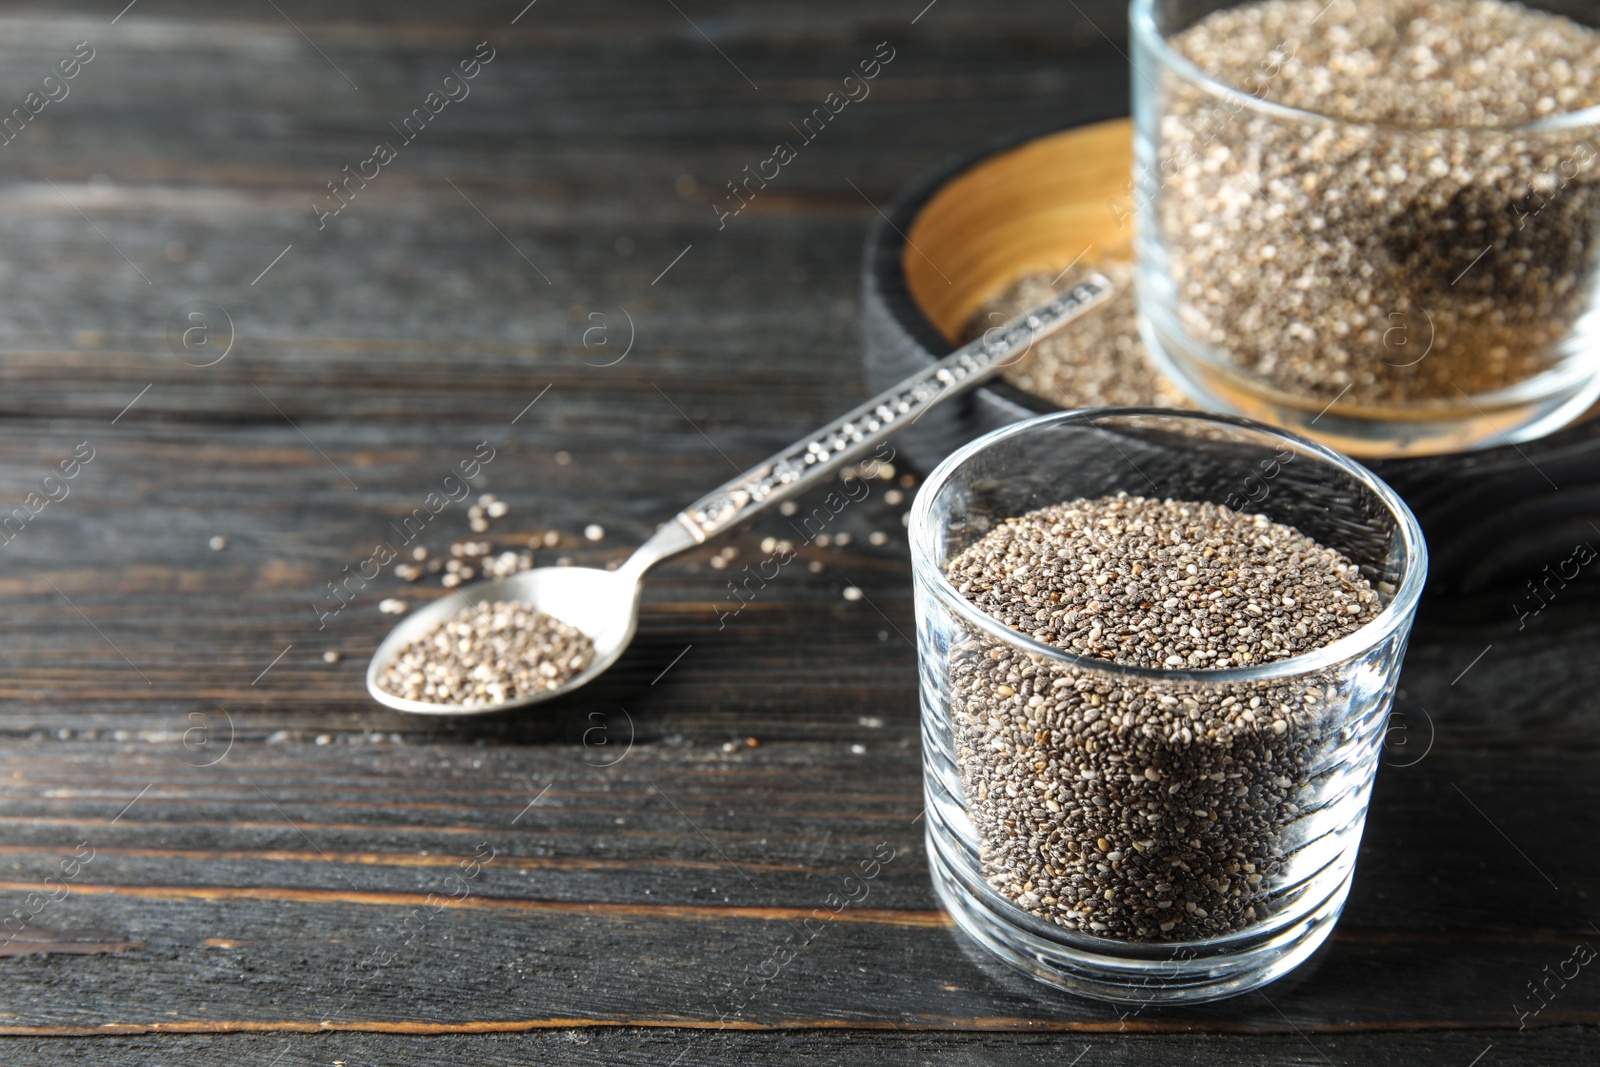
left=0, top=1, right=1594, bottom=1063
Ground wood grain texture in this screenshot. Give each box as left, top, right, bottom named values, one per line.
left=0, top=1, right=1593, bottom=1063
left=0, top=1029, right=1583, bottom=1067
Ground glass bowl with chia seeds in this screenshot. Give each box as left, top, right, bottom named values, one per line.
left=1131, top=0, right=1600, bottom=456
left=910, top=409, right=1425, bottom=1003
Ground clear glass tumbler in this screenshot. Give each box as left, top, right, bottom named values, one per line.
left=1129, top=0, right=1600, bottom=458
left=910, top=410, right=1426, bottom=1003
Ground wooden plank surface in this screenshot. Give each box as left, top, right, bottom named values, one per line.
left=0, top=1, right=1594, bottom=1063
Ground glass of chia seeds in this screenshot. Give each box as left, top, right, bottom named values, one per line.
left=1129, top=0, right=1600, bottom=458
left=910, top=410, right=1425, bottom=1002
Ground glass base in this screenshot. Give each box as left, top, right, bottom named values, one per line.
left=927, top=827, right=1349, bottom=1005
left=1138, top=305, right=1600, bottom=460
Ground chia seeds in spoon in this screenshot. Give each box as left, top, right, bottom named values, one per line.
left=379, top=600, right=595, bottom=707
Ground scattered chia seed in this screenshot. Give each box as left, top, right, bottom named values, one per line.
left=1158, top=0, right=1600, bottom=406
left=482, top=549, right=533, bottom=578
left=378, top=599, right=595, bottom=707
left=946, top=493, right=1380, bottom=940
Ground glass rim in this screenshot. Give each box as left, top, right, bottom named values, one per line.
left=908, top=408, right=1429, bottom=685
left=1129, top=0, right=1600, bottom=135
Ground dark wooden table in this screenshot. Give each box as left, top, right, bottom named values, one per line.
left=0, top=2, right=1595, bottom=1063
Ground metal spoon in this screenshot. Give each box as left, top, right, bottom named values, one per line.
left=366, top=273, right=1113, bottom=715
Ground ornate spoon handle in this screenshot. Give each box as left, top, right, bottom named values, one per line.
left=624, top=273, right=1113, bottom=574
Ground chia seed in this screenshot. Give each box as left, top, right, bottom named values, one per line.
left=1156, top=0, right=1600, bottom=406
left=378, top=599, right=595, bottom=707
left=946, top=493, right=1379, bottom=940
left=974, top=260, right=1192, bottom=410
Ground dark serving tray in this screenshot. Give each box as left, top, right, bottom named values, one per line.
left=861, top=113, right=1600, bottom=597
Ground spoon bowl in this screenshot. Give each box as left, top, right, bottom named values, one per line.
left=365, top=565, right=642, bottom=715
